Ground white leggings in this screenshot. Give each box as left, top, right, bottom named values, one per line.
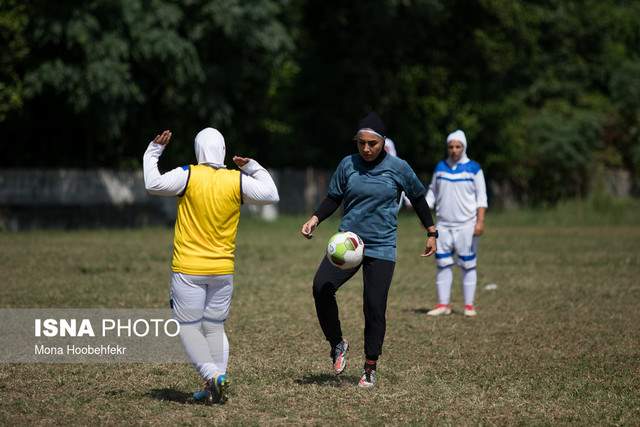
left=170, top=272, right=233, bottom=381
left=436, top=265, right=476, bottom=306
left=434, top=223, right=478, bottom=306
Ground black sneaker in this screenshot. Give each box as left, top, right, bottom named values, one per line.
left=358, top=366, right=376, bottom=388
left=331, top=340, right=349, bottom=375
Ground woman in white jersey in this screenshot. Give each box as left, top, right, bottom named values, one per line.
left=426, top=130, right=487, bottom=317
left=143, top=128, right=279, bottom=403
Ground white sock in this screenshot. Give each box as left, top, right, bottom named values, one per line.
left=462, top=268, right=477, bottom=306
left=178, top=323, right=219, bottom=381
left=436, top=266, right=453, bottom=305
left=203, top=321, right=229, bottom=375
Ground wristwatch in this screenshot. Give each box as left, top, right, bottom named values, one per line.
left=427, top=230, right=439, bottom=238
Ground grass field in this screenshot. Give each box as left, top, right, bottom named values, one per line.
left=1, top=203, right=640, bottom=425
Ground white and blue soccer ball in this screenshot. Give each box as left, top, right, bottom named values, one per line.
left=326, top=231, right=364, bottom=270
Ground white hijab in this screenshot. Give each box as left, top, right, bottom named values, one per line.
left=194, top=127, right=227, bottom=168
left=446, top=129, right=469, bottom=168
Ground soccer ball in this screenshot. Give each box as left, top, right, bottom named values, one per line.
left=326, top=231, right=364, bottom=269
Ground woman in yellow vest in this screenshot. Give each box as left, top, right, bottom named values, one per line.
left=143, top=128, right=279, bottom=404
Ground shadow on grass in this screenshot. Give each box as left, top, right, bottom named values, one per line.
left=147, top=388, right=193, bottom=404
left=410, top=307, right=465, bottom=316
left=295, top=372, right=360, bottom=387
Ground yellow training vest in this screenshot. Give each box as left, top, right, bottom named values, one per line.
left=171, top=165, right=242, bottom=275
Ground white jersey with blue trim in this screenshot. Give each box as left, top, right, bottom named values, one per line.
left=426, top=159, right=488, bottom=228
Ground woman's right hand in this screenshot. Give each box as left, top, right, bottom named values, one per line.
left=301, top=216, right=319, bottom=239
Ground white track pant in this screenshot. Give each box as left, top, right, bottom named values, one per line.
left=434, top=223, right=478, bottom=306
left=170, top=272, right=233, bottom=381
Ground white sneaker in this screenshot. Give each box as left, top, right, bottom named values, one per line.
left=464, top=304, right=477, bottom=317
left=427, top=304, right=452, bottom=316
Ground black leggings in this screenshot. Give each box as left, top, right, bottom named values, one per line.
left=312, top=256, right=395, bottom=361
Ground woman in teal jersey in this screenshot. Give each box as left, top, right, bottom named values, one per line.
left=300, top=112, right=438, bottom=388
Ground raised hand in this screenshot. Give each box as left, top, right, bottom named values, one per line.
left=153, top=130, right=172, bottom=146
left=232, top=156, right=250, bottom=167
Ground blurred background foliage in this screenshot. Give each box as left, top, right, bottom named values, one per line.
left=1, top=0, right=639, bottom=204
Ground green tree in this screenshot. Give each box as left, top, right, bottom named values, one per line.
left=2, top=0, right=640, bottom=205
left=1, top=0, right=294, bottom=169
left=0, top=0, right=28, bottom=122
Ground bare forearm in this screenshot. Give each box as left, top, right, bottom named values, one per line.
left=477, top=207, right=486, bottom=223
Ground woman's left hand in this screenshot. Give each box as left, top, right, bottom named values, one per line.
left=421, top=236, right=437, bottom=257
left=153, top=130, right=172, bottom=145
left=233, top=156, right=250, bottom=167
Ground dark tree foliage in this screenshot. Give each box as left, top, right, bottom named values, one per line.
left=1, top=0, right=639, bottom=203
left=1, top=0, right=293, bottom=169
